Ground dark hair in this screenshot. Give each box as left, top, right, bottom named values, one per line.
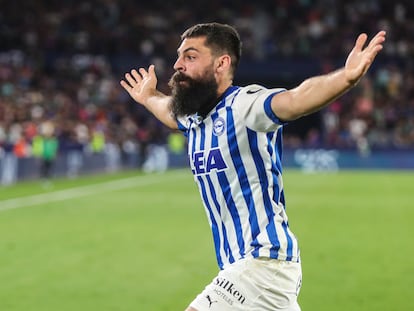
left=181, top=22, right=242, bottom=75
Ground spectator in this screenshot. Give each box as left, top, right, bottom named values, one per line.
left=39, top=121, right=58, bottom=180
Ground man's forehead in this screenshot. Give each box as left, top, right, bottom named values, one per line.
left=177, top=37, right=208, bottom=54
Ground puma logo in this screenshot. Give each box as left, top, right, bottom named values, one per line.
left=206, top=295, right=218, bottom=308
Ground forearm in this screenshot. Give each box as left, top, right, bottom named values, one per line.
left=294, top=68, right=354, bottom=114
left=273, top=68, right=354, bottom=121
left=120, top=65, right=178, bottom=129
left=143, top=92, right=178, bottom=129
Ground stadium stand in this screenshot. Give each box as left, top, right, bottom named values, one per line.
left=1, top=1, right=413, bottom=182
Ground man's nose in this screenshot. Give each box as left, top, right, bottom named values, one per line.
left=173, top=57, right=184, bottom=71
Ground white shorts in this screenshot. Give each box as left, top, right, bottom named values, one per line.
left=189, top=257, right=302, bottom=311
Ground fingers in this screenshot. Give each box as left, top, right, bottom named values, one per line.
left=119, top=65, right=155, bottom=90
left=131, top=69, right=142, bottom=83
left=362, top=31, right=386, bottom=65
left=119, top=79, right=131, bottom=92
left=368, top=30, right=386, bottom=52
left=361, top=31, right=386, bottom=52
left=345, top=30, right=386, bottom=83
left=139, top=68, right=148, bottom=79
left=148, top=64, right=156, bottom=77
left=124, top=71, right=137, bottom=87
left=354, top=30, right=386, bottom=54
left=371, top=30, right=387, bottom=43
left=354, top=33, right=368, bottom=52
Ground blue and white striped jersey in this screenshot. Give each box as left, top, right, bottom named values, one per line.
left=177, top=84, right=300, bottom=270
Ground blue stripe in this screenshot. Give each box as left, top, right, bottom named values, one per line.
left=217, top=171, right=244, bottom=261
left=189, top=127, right=197, bottom=175
left=216, top=86, right=239, bottom=110
left=229, top=88, right=241, bottom=106
left=280, top=189, right=286, bottom=207
left=282, top=220, right=293, bottom=261
left=226, top=107, right=260, bottom=245
left=247, top=128, right=280, bottom=258
left=267, top=130, right=294, bottom=259
left=201, top=121, right=233, bottom=267
left=275, top=129, right=284, bottom=174
left=206, top=175, right=234, bottom=267
left=275, top=129, right=286, bottom=205
left=199, top=122, right=206, bottom=149
left=266, top=132, right=281, bottom=204
left=264, top=90, right=287, bottom=125
left=198, top=176, right=223, bottom=268
left=177, top=118, right=188, bottom=136
left=211, top=113, right=219, bottom=147
left=213, top=100, right=246, bottom=259
left=209, top=112, right=234, bottom=265
left=247, top=127, right=264, bottom=258
left=196, top=121, right=229, bottom=267
left=225, top=106, right=264, bottom=259
left=266, top=132, right=285, bottom=258
left=190, top=125, right=196, bottom=156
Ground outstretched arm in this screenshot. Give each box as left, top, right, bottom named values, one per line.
left=120, top=65, right=178, bottom=129
left=272, top=30, right=386, bottom=121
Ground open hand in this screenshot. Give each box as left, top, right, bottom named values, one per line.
left=345, top=31, right=386, bottom=85
left=345, top=31, right=386, bottom=84
left=120, top=65, right=158, bottom=106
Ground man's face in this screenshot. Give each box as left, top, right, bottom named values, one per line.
left=169, top=37, right=219, bottom=118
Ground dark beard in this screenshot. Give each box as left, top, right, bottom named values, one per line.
left=168, top=71, right=219, bottom=119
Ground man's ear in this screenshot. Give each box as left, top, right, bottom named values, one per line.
left=215, top=55, right=232, bottom=73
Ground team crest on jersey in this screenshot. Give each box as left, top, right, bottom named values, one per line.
left=213, top=117, right=225, bottom=136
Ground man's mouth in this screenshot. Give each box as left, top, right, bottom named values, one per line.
left=178, top=80, right=189, bottom=86
left=174, top=72, right=191, bottom=82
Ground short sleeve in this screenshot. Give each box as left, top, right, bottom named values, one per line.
left=176, top=116, right=189, bottom=137
left=233, top=84, right=287, bottom=132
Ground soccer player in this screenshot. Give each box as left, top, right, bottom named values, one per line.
left=120, top=23, right=386, bottom=311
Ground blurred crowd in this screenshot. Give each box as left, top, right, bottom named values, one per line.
left=1, top=0, right=413, bottom=183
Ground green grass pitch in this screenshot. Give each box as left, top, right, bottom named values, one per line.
left=0, top=168, right=413, bottom=310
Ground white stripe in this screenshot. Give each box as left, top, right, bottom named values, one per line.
left=225, top=111, right=252, bottom=258
left=0, top=170, right=188, bottom=212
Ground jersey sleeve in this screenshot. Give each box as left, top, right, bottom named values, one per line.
left=233, top=84, right=287, bottom=132
left=176, top=116, right=189, bottom=137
